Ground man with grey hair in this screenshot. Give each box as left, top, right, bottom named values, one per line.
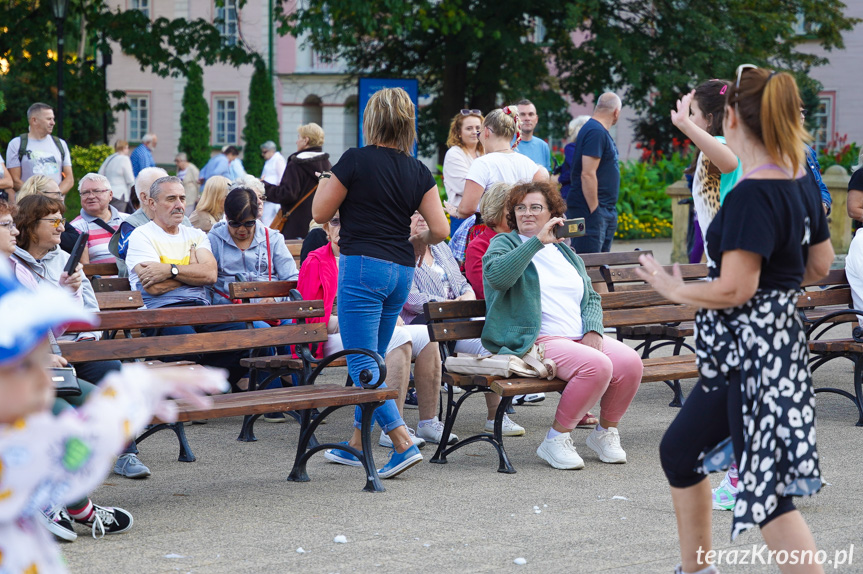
left=5, top=102, right=74, bottom=195
left=174, top=152, right=200, bottom=211
left=566, top=92, right=623, bottom=253
left=70, top=173, right=129, bottom=263
left=125, top=175, right=252, bottom=384
left=130, top=133, right=158, bottom=177
left=259, top=141, right=286, bottom=225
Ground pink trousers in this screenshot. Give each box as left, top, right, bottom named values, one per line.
left=536, top=335, right=643, bottom=430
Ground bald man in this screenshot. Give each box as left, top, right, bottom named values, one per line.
left=566, top=93, right=622, bottom=254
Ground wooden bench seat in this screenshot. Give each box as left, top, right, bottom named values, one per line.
left=424, top=298, right=700, bottom=473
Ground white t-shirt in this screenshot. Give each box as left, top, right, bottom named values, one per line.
left=126, top=221, right=212, bottom=308
left=442, top=146, right=475, bottom=208
left=261, top=152, right=287, bottom=185
left=5, top=135, right=72, bottom=184
left=520, top=235, right=585, bottom=339
left=465, top=151, right=539, bottom=191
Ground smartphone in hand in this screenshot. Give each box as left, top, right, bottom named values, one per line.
left=64, top=232, right=89, bottom=275
left=554, top=218, right=586, bottom=239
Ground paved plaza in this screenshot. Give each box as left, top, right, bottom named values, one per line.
left=63, top=240, right=863, bottom=573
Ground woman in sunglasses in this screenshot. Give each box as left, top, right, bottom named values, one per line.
left=208, top=187, right=298, bottom=307
left=640, top=66, right=834, bottom=574
left=442, top=109, right=484, bottom=236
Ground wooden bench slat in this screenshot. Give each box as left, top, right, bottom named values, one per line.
left=797, top=288, right=852, bottom=308
left=604, top=263, right=708, bottom=284
left=240, top=355, right=349, bottom=370
left=428, top=321, right=485, bottom=342
left=600, top=290, right=673, bottom=309
left=95, top=291, right=144, bottom=311
left=579, top=250, right=652, bottom=267
left=83, top=262, right=119, bottom=278
left=809, top=339, right=863, bottom=353
left=229, top=280, right=298, bottom=300
left=604, top=305, right=697, bottom=327
left=91, top=277, right=131, bottom=293
left=63, top=323, right=327, bottom=363
left=804, top=268, right=846, bottom=287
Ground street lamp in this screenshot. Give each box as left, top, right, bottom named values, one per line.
left=50, top=0, right=71, bottom=140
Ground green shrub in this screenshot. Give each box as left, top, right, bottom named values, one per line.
left=179, top=64, right=211, bottom=169
left=241, top=59, right=280, bottom=177
left=615, top=151, right=690, bottom=240
left=66, top=143, right=113, bottom=215
left=816, top=134, right=860, bottom=173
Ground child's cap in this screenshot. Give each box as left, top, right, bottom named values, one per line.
left=0, top=258, right=96, bottom=365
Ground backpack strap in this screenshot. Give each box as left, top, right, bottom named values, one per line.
left=17, top=134, right=66, bottom=164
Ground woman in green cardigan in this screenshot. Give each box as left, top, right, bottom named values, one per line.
left=481, top=181, right=643, bottom=470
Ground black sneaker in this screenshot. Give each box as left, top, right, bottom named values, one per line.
left=39, top=506, right=77, bottom=541
left=404, top=387, right=419, bottom=409
left=73, top=504, right=134, bottom=538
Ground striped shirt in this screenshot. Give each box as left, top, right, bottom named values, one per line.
left=71, top=206, right=128, bottom=264
left=401, top=242, right=472, bottom=324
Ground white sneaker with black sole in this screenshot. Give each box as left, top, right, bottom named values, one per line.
left=39, top=506, right=77, bottom=541
left=513, top=393, right=545, bottom=406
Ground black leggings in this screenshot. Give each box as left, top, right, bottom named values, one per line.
left=659, top=371, right=795, bottom=528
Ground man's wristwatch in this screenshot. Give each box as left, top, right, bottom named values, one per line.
left=170, top=264, right=179, bottom=278
left=318, top=171, right=333, bottom=181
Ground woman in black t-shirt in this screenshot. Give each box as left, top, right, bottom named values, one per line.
left=311, top=88, right=449, bottom=479
left=638, top=67, right=834, bottom=574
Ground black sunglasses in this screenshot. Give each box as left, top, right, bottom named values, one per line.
left=228, top=220, right=256, bottom=229
left=460, top=109, right=481, bottom=116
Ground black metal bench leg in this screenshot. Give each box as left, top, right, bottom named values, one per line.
left=854, top=359, right=863, bottom=427
left=237, top=414, right=261, bottom=442
left=492, top=397, right=516, bottom=474
left=287, top=409, right=314, bottom=483
left=430, top=384, right=461, bottom=464
left=665, top=379, right=684, bottom=408
left=358, top=402, right=385, bottom=493
left=171, top=422, right=196, bottom=462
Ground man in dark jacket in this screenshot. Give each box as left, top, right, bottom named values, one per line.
left=263, top=123, right=331, bottom=239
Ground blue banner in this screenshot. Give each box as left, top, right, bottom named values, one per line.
left=357, top=77, right=419, bottom=157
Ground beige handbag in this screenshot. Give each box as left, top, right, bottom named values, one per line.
left=445, top=343, right=557, bottom=380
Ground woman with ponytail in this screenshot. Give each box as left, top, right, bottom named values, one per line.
left=639, top=66, right=834, bottom=574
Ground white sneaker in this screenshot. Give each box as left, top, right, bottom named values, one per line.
left=442, top=383, right=463, bottom=395
left=379, top=427, right=426, bottom=449
left=484, top=414, right=526, bottom=436
left=416, top=417, right=458, bottom=445
left=586, top=426, right=627, bottom=463
left=536, top=433, right=584, bottom=470
left=513, top=393, right=545, bottom=405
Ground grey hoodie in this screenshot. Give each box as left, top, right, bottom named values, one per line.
left=12, top=245, right=101, bottom=341
left=207, top=220, right=298, bottom=305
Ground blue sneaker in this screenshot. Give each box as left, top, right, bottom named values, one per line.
left=113, top=453, right=151, bottom=479
left=377, top=444, right=423, bottom=479
left=323, top=442, right=363, bottom=467
left=404, top=387, right=418, bottom=409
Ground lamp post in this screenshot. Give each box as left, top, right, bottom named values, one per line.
left=50, top=0, right=70, bottom=140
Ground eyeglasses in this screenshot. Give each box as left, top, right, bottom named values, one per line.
left=40, top=218, right=66, bottom=228
left=800, top=108, right=807, bottom=118
left=0, top=221, right=17, bottom=230
left=733, top=63, right=758, bottom=114
left=79, top=188, right=110, bottom=197
left=228, top=220, right=257, bottom=229
left=460, top=109, right=481, bottom=116
left=328, top=217, right=341, bottom=228
left=514, top=204, right=545, bottom=215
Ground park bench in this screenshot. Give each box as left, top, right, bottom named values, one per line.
left=62, top=300, right=398, bottom=491
left=423, top=296, right=699, bottom=473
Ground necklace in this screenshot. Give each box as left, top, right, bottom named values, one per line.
left=487, top=147, right=513, bottom=154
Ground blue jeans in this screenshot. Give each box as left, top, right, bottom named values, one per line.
left=569, top=204, right=618, bottom=254
left=338, top=255, right=413, bottom=433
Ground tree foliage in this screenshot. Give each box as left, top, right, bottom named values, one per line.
left=0, top=0, right=254, bottom=150
left=278, top=0, right=859, bottom=158
left=241, top=59, right=281, bottom=176
left=178, top=64, right=211, bottom=169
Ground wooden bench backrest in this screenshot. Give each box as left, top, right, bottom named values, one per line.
left=95, top=290, right=144, bottom=311
left=286, top=240, right=303, bottom=268
left=83, top=262, right=120, bottom=278
left=229, top=280, right=298, bottom=301
left=600, top=263, right=709, bottom=292
left=424, top=297, right=698, bottom=343
left=579, top=250, right=652, bottom=268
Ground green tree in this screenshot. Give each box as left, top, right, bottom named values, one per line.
left=0, top=0, right=254, bottom=149
left=278, top=0, right=858, bottom=159
left=241, top=59, right=281, bottom=176
left=178, top=64, right=211, bottom=169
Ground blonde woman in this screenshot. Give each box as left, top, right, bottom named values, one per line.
left=190, top=175, right=230, bottom=232
left=313, top=87, right=449, bottom=478
left=442, top=110, right=484, bottom=235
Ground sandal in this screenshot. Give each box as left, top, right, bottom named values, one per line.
left=576, top=412, right=598, bottom=429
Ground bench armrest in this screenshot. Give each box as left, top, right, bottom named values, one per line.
left=302, top=344, right=388, bottom=390
left=805, top=308, right=863, bottom=341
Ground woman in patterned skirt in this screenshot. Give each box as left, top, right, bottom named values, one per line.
left=638, top=65, right=834, bottom=574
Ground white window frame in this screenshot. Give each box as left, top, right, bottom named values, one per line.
left=130, top=0, right=150, bottom=18
left=215, top=0, right=239, bottom=46
left=128, top=95, right=150, bottom=143
left=213, top=96, right=239, bottom=146
left=811, top=94, right=834, bottom=153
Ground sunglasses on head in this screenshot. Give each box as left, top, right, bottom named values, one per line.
left=228, top=220, right=256, bottom=229
left=733, top=63, right=758, bottom=113
left=460, top=109, right=481, bottom=116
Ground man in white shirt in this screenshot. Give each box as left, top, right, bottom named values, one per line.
left=259, top=141, right=286, bottom=225
left=5, top=102, right=74, bottom=196
left=515, top=99, right=551, bottom=171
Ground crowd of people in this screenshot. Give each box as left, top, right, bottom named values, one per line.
left=1, top=65, right=859, bottom=572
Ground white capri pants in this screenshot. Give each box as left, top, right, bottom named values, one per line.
left=323, top=324, right=432, bottom=358
left=846, top=228, right=863, bottom=326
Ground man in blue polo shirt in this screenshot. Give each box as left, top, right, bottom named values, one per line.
left=515, top=99, right=551, bottom=171
left=566, top=93, right=622, bottom=254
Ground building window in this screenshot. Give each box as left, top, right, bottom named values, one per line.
left=128, top=95, right=149, bottom=142
left=214, top=96, right=238, bottom=145
left=811, top=94, right=834, bottom=153
left=792, top=12, right=820, bottom=37
left=130, top=0, right=150, bottom=18
left=215, top=0, right=239, bottom=46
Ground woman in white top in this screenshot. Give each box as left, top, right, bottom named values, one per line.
left=98, top=140, right=135, bottom=211
left=442, top=110, right=484, bottom=235
left=457, top=107, right=547, bottom=219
